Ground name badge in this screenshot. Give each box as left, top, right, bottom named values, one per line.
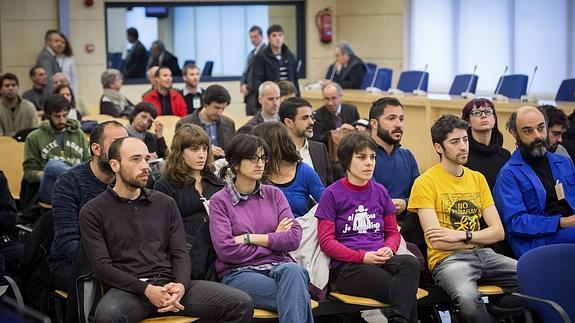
left=193, top=97, right=201, bottom=109
left=555, top=180, right=565, bottom=200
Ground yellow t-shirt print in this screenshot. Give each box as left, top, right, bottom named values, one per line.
left=440, top=192, right=482, bottom=232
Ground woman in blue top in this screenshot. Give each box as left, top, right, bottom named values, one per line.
left=251, top=122, right=324, bottom=217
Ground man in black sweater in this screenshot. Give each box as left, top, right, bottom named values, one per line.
left=80, top=137, right=253, bottom=322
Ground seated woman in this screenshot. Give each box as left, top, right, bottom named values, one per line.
left=209, top=134, right=313, bottom=323
left=251, top=122, right=324, bottom=217
left=53, top=84, right=81, bottom=121
left=154, top=124, right=224, bottom=245
left=316, top=132, right=420, bottom=323
left=127, top=102, right=167, bottom=160
left=99, top=69, right=134, bottom=117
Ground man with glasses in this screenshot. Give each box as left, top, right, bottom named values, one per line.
left=312, top=81, right=359, bottom=146
left=494, top=106, right=575, bottom=258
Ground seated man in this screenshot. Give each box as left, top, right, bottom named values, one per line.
left=279, top=96, right=333, bottom=186
left=538, top=104, right=572, bottom=161
left=23, top=94, right=90, bottom=203
left=0, top=73, right=38, bottom=137
left=244, top=81, right=281, bottom=127
left=22, top=66, right=50, bottom=113
left=331, top=41, right=367, bottom=89
left=494, top=106, right=575, bottom=258
left=80, top=137, right=253, bottom=322
left=312, top=81, right=359, bottom=145
left=177, top=84, right=236, bottom=158
left=179, top=64, right=204, bottom=113
left=142, top=66, right=187, bottom=117
left=278, top=80, right=297, bottom=102
left=408, top=114, right=521, bottom=322
left=50, top=120, right=128, bottom=291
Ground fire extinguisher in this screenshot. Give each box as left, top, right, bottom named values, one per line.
left=315, top=8, right=332, bottom=44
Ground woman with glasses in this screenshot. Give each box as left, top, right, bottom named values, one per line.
left=461, top=98, right=511, bottom=189
left=209, top=134, right=313, bottom=323
left=251, top=122, right=324, bottom=218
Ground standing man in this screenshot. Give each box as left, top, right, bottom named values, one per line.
left=142, top=66, right=187, bottom=117
left=80, top=137, right=253, bottom=322
left=494, top=106, right=575, bottom=258
left=279, top=96, right=333, bottom=186
left=23, top=66, right=50, bottom=112
left=122, top=28, right=148, bottom=79
left=244, top=81, right=281, bottom=127
left=251, top=24, right=299, bottom=101
left=369, top=97, right=419, bottom=221
left=36, top=30, right=64, bottom=83
left=408, top=114, right=522, bottom=322
left=312, top=81, right=359, bottom=145
left=241, top=25, right=265, bottom=116
left=0, top=73, right=38, bottom=137
left=179, top=64, right=204, bottom=114
left=332, top=41, right=367, bottom=89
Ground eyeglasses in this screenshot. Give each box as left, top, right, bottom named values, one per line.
left=470, top=109, right=494, bottom=117
left=248, top=155, right=269, bottom=164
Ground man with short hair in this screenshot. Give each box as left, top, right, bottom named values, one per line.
left=51, top=72, right=70, bottom=88
left=241, top=25, right=265, bottom=116
left=177, top=84, right=236, bottom=158
left=50, top=121, right=128, bottom=291
left=0, top=73, right=38, bottom=137
left=408, top=114, right=521, bottom=322
left=278, top=80, right=297, bottom=102
left=142, top=66, right=187, bottom=117
left=147, top=40, right=181, bottom=77
left=179, top=64, right=204, bottom=113
left=494, top=106, right=575, bottom=258
left=251, top=24, right=299, bottom=100
left=36, top=30, right=64, bottom=82
left=538, top=104, right=572, bottom=161
left=123, top=27, right=148, bottom=79
left=313, top=81, right=359, bottom=145
left=142, top=66, right=160, bottom=98
left=23, top=66, right=50, bottom=112
left=369, top=97, right=419, bottom=221
left=244, top=81, right=281, bottom=127
left=23, top=94, right=90, bottom=203
left=279, top=96, right=332, bottom=186
left=332, top=41, right=367, bottom=89
left=80, top=137, right=253, bottom=322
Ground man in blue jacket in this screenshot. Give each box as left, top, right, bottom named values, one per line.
left=494, top=106, right=575, bottom=257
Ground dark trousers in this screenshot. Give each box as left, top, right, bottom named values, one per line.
left=0, top=241, right=24, bottom=278
left=334, top=255, right=420, bottom=323
left=50, top=260, right=72, bottom=292
left=94, top=280, right=253, bottom=323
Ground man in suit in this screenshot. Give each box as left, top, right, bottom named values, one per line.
left=147, top=41, right=181, bottom=77
left=280, top=97, right=333, bottom=186
left=312, top=81, right=359, bottom=145
left=240, top=26, right=265, bottom=116
left=332, top=41, right=367, bottom=89
left=122, top=28, right=148, bottom=79
left=36, top=30, right=64, bottom=83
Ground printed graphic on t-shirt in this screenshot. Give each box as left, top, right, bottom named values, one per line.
left=343, top=204, right=381, bottom=234
left=440, top=192, right=481, bottom=231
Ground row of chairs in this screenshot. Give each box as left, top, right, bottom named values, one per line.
left=107, top=53, right=214, bottom=77
left=328, top=63, right=575, bottom=101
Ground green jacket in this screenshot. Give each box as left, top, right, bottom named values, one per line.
left=23, top=119, right=90, bottom=183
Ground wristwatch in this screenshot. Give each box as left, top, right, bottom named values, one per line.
left=465, top=230, right=473, bottom=243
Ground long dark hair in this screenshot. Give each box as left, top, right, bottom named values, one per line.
left=250, top=122, right=301, bottom=178
left=461, top=98, right=504, bottom=148
left=165, top=124, right=214, bottom=185
left=219, top=134, right=270, bottom=179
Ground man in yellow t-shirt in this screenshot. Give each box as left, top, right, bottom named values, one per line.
left=408, top=114, right=522, bottom=322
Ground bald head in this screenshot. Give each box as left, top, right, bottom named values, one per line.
left=147, top=66, right=160, bottom=86
left=508, top=105, right=548, bottom=157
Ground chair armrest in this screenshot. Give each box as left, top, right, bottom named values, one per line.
left=511, top=292, right=571, bottom=323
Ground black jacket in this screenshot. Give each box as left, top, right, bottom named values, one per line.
left=333, top=55, right=367, bottom=89
left=312, top=103, right=360, bottom=145
left=176, top=109, right=236, bottom=150
left=148, top=50, right=182, bottom=77
left=465, top=132, right=511, bottom=189
left=308, top=140, right=333, bottom=186
left=0, top=171, right=16, bottom=236
left=251, top=44, right=299, bottom=95
left=122, top=40, right=148, bottom=79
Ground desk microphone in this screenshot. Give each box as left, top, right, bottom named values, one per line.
left=366, top=68, right=383, bottom=94
left=461, top=65, right=478, bottom=99
left=413, top=64, right=428, bottom=96
left=296, top=60, right=302, bottom=73
left=492, top=66, right=509, bottom=103
left=521, top=66, right=538, bottom=103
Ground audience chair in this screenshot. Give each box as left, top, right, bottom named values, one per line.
left=365, top=63, right=378, bottom=72
left=555, top=78, right=575, bottom=102
left=397, top=71, right=429, bottom=93
left=201, top=61, right=214, bottom=78
left=82, top=114, right=116, bottom=123
left=513, top=244, right=574, bottom=323
left=140, top=316, right=200, bottom=323
left=494, top=74, right=528, bottom=99
left=0, top=136, right=16, bottom=145
left=0, top=142, right=25, bottom=199
left=330, top=288, right=429, bottom=308
left=252, top=300, right=319, bottom=320
left=151, top=115, right=181, bottom=148
left=107, top=52, right=123, bottom=70
left=182, top=60, right=196, bottom=69
left=449, top=74, right=478, bottom=96
left=359, top=68, right=376, bottom=90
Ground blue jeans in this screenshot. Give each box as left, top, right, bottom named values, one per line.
left=39, top=159, right=71, bottom=203
left=432, top=248, right=521, bottom=323
left=222, top=262, right=314, bottom=323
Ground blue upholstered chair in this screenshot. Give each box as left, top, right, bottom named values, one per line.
left=494, top=74, right=528, bottom=99
left=555, top=78, right=575, bottom=102
left=397, top=71, right=429, bottom=92
left=449, top=74, right=478, bottom=95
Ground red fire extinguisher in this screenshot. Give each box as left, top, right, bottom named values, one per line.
left=315, top=8, right=332, bottom=44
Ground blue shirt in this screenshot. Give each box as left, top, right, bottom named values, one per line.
left=272, top=163, right=324, bottom=217
left=373, top=145, right=419, bottom=202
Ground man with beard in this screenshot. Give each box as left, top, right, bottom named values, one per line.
left=80, top=137, right=253, bottom=322
left=179, top=64, right=204, bottom=113
left=142, top=66, right=187, bottom=117
left=409, top=114, right=522, bottom=323
left=23, top=94, right=90, bottom=203
left=494, top=106, right=575, bottom=258
left=369, top=97, right=419, bottom=221
left=538, top=104, right=572, bottom=161
left=50, top=120, right=128, bottom=291
left=279, top=96, right=333, bottom=186
left=0, top=73, right=38, bottom=136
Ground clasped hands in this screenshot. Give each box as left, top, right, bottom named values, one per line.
left=145, top=282, right=186, bottom=313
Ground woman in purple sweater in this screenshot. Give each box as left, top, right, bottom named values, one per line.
left=209, top=134, right=313, bottom=323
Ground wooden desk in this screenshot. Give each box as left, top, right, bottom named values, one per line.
left=302, top=89, right=574, bottom=171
